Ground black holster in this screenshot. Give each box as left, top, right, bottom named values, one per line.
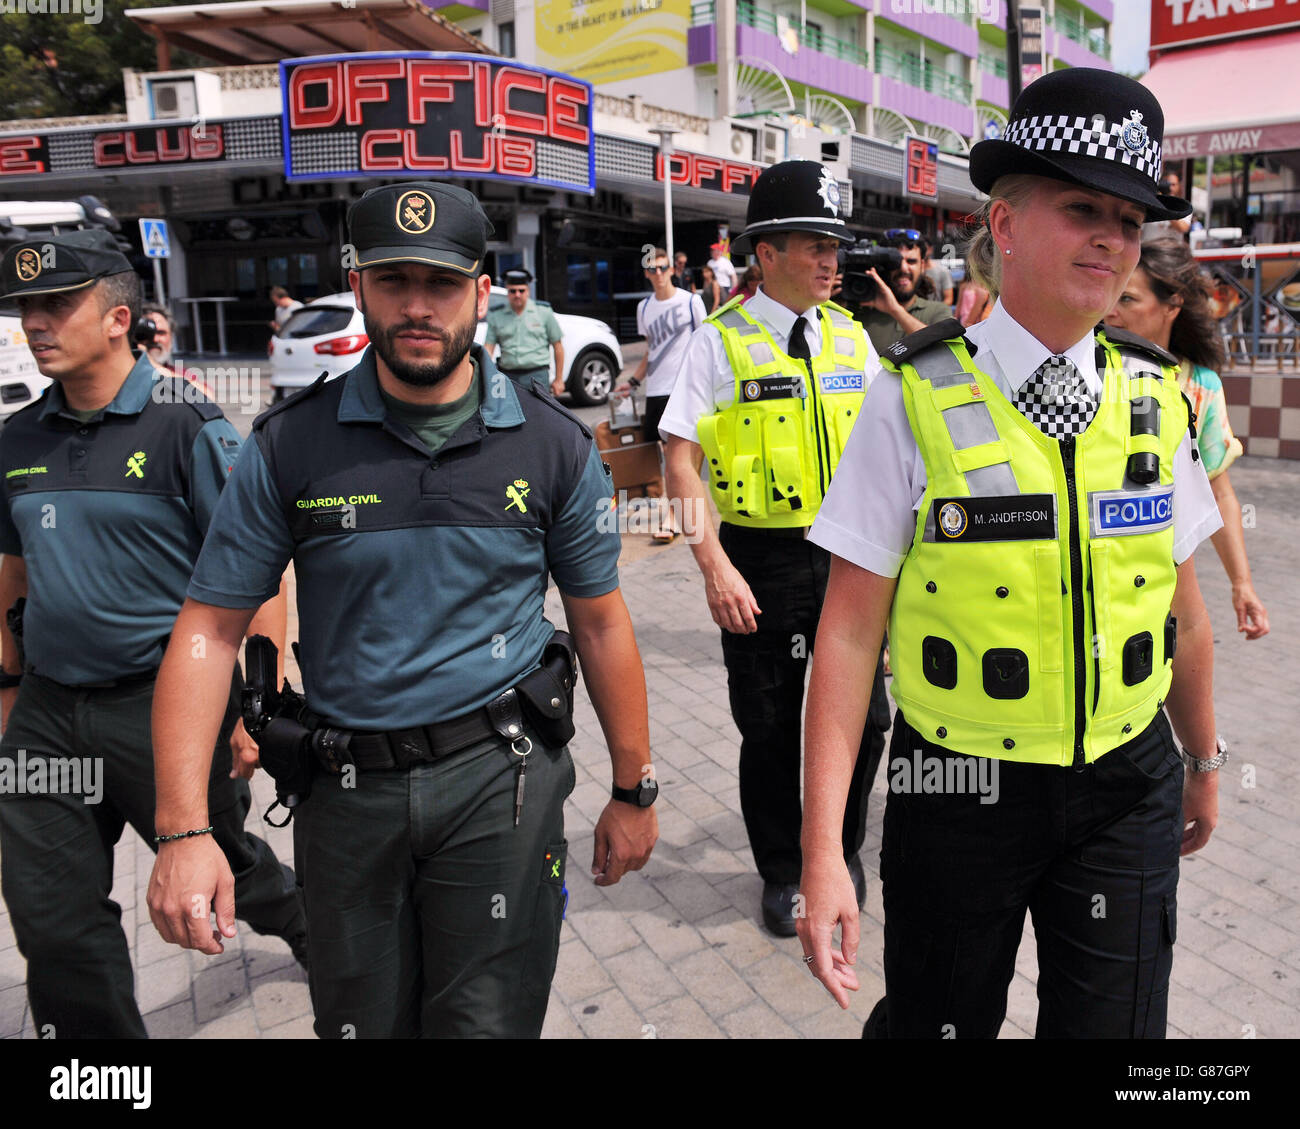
left=6, top=597, right=25, bottom=670
left=242, top=634, right=315, bottom=826
left=513, top=631, right=579, bottom=748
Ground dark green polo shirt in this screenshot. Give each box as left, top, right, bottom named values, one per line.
left=860, top=295, right=952, bottom=355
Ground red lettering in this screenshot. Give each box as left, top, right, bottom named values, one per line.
left=407, top=60, right=471, bottom=125
left=691, top=155, right=722, bottom=190
left=345, top=58, right=405, bottom=127
left=191, top=125, right=224, bottom=161
left=288, top=62, right=343, bottom=130
left=721, top=162, right=749, bottom=193
left=95, top=132, right=125, bottom=167
left=474, top=62, right=493, bottom=128
left=156, top=127, right=188, bottom=162
left=0, top=136, right=45, bottom=175
left=493, top=67, right=547, bottom=135
left=402, top=129, right=449, bottom=171
left=497, top=135, right=536, bottom=178
left=547, top=79, right=589, bottom=145
left=449, top=129, right=494, bottom=172
left=361, top=129, right=404, bottom=171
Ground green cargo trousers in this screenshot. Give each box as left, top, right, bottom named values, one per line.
left=0, top=673, right=307, bottom=1039
left=293, top=726, right=574, bottom=1038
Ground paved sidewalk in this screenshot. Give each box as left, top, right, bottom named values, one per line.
left=2, top=456, right=1297, bottom=1039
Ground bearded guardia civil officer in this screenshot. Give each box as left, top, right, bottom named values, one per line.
left=798, top=70, right=1224, bottom=1038
left=0, top=229, right=305, bottom=1040
left=660, top=161, right=890, bottom=937
left=147, top=182, right=658, bottom=1038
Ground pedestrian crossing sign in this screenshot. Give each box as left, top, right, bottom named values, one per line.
left=139, top=218, right=170, bottom=259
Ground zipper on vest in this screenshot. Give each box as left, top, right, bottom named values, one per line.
left=797, top=360, right=828, bottom=498
left=1060, top=437, right=1087, bottom=769
left=812, top=380, right=831, bottom=498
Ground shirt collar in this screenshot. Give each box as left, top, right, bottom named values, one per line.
left=40, top=352, right=158, bottom=422
left=980, top=299, right=1101, bottom=397
left=338, top=344, right=524, bottom=429
left=746, top=286, right=822, bottom=349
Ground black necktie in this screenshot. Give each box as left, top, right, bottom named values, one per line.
left=788, top=316, right=812, bottom=367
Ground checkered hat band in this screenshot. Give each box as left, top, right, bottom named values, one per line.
left=1002, top=113, right=1163, bottom=184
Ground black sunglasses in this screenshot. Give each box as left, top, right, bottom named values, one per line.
left=646, top=265, right=670, bottom=273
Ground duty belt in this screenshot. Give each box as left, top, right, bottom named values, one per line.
left=310, top=687, right=531, bottom=773
left=496, top=364, right=546, bottom=377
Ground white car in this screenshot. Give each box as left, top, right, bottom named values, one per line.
left=269, top=287, right=623, bottom=406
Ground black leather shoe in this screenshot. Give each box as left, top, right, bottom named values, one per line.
left=761, top=882, right=800, bottom=937
left=846, top=854, right=866, bottom=910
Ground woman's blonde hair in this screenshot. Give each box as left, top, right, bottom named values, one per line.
left=963, top=173, right=1041, bottom=297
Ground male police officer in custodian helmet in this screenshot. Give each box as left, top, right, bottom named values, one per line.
left=660, top=161, right=890, bottom=937
left=146, top=182, right=658, bottom=1038
left=797, top=69, right=1225, bottom=1037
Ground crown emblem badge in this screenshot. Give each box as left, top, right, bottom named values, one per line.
left=1121, top=109, right=1148, bottom=154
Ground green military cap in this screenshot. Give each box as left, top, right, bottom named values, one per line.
left=0, top=228, right=133, bottom=301
left=347, top=182, right=495, bottom=277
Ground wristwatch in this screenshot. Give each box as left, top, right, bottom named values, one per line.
left=1182, top=736, right=1229, bottom=773
left=0, top=671, right=21, bottom=689
left=611, top=777, right=659, bottom=807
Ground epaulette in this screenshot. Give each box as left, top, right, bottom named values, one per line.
left=251, top=371, right=331, bottom=432
left=523, top=381, right=593, bottom=439
left=706, top=293, right=746, bottom=322
left=881, top=318, right=975, bottom=365
left=155, top=376, right=223, bottom=421
left=1095, top=324, right=1178, bottom=368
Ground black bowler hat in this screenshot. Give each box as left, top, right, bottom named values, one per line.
left=503, top=268, right=533, bottom=286
left=0, top=229, right=133, bottom=302
left=731, top=160, right=854, bottom=255
left=347, top=182, right=494, bottom=276
left=969, top=68, right=1191, bottom=222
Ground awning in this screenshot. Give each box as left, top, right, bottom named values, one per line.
left=1142, top=30, right=1300, bottom=159
left=126, top=0, right=490, bottom=69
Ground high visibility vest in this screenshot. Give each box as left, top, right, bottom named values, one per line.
left=884, top=325, right=1189, bottom=766
left=696, top=297, right=872, bottom=529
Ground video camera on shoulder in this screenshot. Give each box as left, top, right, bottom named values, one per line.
left=839, top=241, right=902, bottom=304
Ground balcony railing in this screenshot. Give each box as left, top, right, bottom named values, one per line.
left=978, top=52, right=1007, bottom=78
left=876, top=44, right=973, bottom=103
left=1052, top=10, right=1111, bottom=60
left=692, top=1, right=975, bottom=103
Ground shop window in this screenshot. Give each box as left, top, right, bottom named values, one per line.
left=499, top=20, right=516, bottom=57
left=567, top=254, right=592, bottom=303
left=267, top=257, right=289, bottom=288
left=234, top=258, right=257, bottom=296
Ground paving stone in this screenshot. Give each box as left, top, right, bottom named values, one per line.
left=718, top=999, right=799, bottom=1039
left=250, top=970, right=312, bottom=1027
left=747, top=952, right=829, bottom=1024
left=193, top=1005, right=260, bottom=1039
left=627, top=909, right=706, bottom=963
left=143, top=999, right=196, bottom=1040
left=0, top=944, right=27, bottom=992
left=0, top=984, right=27, bottom=1038
left=649, top=869, right=728, bottom=923
left=192, top=958, right=250, bottom=1024
left=697, top=908, right=777, bottom=970
left=261, top=1014, right=318, bottom=1039
left=552, top=938, right=614, bottom=1004
left=566, top=905, right=644, bottom=959
left=135, top=952, right=193, bottom=1015
left=601, top=946, right=684, bottom=1011
left=572, top=986, right=645, bottom=1040
left=642, top=993, right=725, bottom=1039
left=671, top=947, right=755, bottom=1018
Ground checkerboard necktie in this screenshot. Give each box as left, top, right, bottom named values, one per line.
left=1014, top=355, right=1096, bottom=439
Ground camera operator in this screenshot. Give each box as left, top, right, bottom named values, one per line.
left=851, top=232, right=951, bottom=354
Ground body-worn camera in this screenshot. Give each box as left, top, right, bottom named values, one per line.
left=840, top=243, right=902, bottom=303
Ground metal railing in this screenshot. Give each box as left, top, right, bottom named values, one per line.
left=876, top=43, right=973, bottom=103
left=1052, top=10, right=1111, bottom=60
left=978, top=52, right=1007, bottom=78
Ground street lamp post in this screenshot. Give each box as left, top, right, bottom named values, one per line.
left=651, top=124, right=680, bottom=268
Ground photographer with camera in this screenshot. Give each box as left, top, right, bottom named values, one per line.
left=846, top=230, right=952, bottom=354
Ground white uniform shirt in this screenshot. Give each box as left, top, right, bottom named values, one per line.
left=637, top=288, right=708, bottom=399
left=809, top=299, right=1222, bottom=576
left=659, top=285, right=882, bottom=442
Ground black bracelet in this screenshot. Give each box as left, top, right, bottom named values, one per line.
left=0, top=671, right=22, bottom=689
left=154, top=825, right=214, bottom=844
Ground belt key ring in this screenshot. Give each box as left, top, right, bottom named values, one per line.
left=512, top=735, right=533, bottom=827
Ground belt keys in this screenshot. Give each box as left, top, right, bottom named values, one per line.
left=512, top=735, right=533, bottom=827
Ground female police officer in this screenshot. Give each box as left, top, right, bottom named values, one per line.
left=796, top=69, right=1225, bottom=1038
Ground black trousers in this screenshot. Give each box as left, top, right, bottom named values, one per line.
left=865, top=709, right=1182, bottom=1039
left=0, top=673, right=306, bottom=1039
left=719, top=523, right=889, bottom=885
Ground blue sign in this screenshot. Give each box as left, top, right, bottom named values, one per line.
left=984, top=119, right=1002, bottom=141
left=1091, top=489, right=1173, bottom=536
left=819, top=372, right=864, bottom=393
left=139, top=218, right=170, bottom=259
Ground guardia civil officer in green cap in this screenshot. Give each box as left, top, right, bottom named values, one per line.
left=798, top=68, right=1224, bottom=1038
left=147, top=181, right=658, bottom=1038
left=484, top=267, right=565, bottom=396
left=0, top=229, right=305, bottom=1039
left=660, top=160, right=890, bottom=937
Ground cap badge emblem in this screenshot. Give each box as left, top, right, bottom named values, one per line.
left=938, top=501, right=967, bottom=538
left=15, top=248, right=41, bottom=282
left=817, top=168, right=841, bottom=216
left=1121, top=110, right=1147, bottom=154
left=395, top=190, right=436, bottom=235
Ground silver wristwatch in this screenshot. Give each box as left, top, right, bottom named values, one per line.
left=1182, top=736, right=1229, bottom=773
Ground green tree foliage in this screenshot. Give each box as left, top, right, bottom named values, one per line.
left=0, top=1, right=201, bottom=120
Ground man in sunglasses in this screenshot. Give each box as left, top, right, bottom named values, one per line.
left=484, top=268, right=565, bottom=396
left=854, top=229, right=950, bottom=355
